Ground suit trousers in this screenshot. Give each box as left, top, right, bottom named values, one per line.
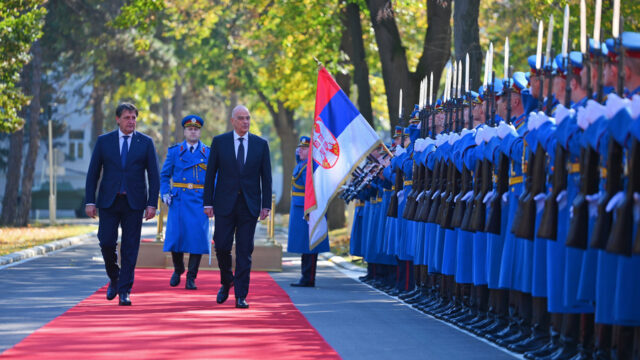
left=97, top=195, right=144, bottom=294
left=213, top=195, right=257, bottom=298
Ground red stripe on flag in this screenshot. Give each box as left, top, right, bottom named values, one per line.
left=304, top=67, right=341, bottom=213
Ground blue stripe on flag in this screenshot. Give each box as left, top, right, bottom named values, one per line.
left=318, top=89, right=360, bottom=139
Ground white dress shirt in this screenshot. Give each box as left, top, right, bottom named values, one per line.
left=233, top=130, right=248, bottom=163
left=119, top=128, right=134, bottom=155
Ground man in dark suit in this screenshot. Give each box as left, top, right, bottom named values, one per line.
left=203, top=105, right=272, bottom=309
left=85, top=103, right=160, bottom=306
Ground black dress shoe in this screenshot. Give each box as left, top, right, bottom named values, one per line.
left=170, top=272, right=182, bottom=287
left=106, top=281, right=118, bottom=301
left=217, top=285, right=231, bottom=304
left=290, top=281, right=314, bottom=287
left=118, top=293, right=131, bottom=306
left=235, top=298, right=249, bottom=309
left=185, top=277, right=197, bottom=290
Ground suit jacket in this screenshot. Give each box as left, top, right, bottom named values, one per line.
left=203, top=131, right=272, bottom=218
left=85, top=129, right=160, bottom=210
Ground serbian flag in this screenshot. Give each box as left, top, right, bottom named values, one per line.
left=304, top=67, right=381, bottom=250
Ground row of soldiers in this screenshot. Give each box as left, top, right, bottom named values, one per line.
left=346, top=29, right=640, bottom=360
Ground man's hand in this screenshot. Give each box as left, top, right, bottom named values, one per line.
left=144, top=206, right=156, bottom=221
left=204, top=207, right=214, bottom=218
left=85, top=204, right=97, bottom=218
left=259, top=208, right=271, bottom=221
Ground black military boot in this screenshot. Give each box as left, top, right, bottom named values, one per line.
left=185, top=253, right=202, bottom=290
left=170, top=252, right=185, bottom=287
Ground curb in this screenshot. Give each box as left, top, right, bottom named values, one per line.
left=0, top=230, right=97, bottom=267
left=319, top=252, right=366, bottom=274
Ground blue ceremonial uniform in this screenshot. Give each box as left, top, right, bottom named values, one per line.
left=161, top=140, right=211, bottom=255
left=287, top=159, right=330, bottom=254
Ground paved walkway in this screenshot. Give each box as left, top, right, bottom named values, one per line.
left=0, top=225, right=516, bottom=359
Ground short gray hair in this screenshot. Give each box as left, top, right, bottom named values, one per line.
left=231, top=105, right=250, bottom=119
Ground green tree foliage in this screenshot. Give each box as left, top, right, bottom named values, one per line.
left=0, top=1, right=46, bottom=133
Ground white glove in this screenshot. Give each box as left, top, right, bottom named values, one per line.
left=395, top=146, right=406, bottom=156
left=534, top=193, right=547, bottom=213
left=461, top=128, right=476, bottom=138
left=461, top=190, right=474, bottom=202
left=554, top=105, right=575, bottom=125
left=497, top=121, right=518, bottom=139
left=606, top=191, right=625, bottom=213
left=432, top=190, right=442, bottom=200
left=634, top=192, right=640, bottom=223
left=414, top=139, right=425, bottom=152
left=586, top=192, right=601, bottom=218
left=528, top=111, right=539, bottom=131
left=483, top=190, right=496, bottom=204
left=483, top=126, right=498, bottom=143
left=162, top=194, right=172, bottom=206
left=534, top=111, right=553, bottom=129
left=631, top=95, right=640, bottom=120
left=502, top=192, right=509, bottom=204
left=577, top=106, right=590, bottom=130
left=448, top=133, right=461, bottom=145
left=475, top=127, right=485, bottom=145
left=605, top=93, right=631, bottom=119
left=585, top=100, right=607, bottom=125
left=556, top=190, right=568, bottom=210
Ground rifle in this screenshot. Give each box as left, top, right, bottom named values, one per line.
left=538, top=55, right=572, bottom=240
left=461, top=158, right=482, bottom=232
left=512, top=142, right=546, bottom=240
left=427, top=155, right=447, bottom=223
left=609, top=139, right=637, bottom=255
left=407, top=163, right=426, bottom=221
left=566, top=146, right=600, bottom=248
left=452, top=98, right=475, bottom=228
left=402, top=159, right=420, bottom=219
left=485, top=75, right=512, bottom=234
left=592, top=33, right=625, bottom=250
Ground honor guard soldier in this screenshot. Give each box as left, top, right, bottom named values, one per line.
left=160, top=115, right=211, bottom=290
left=288, top=136, right=330, bottom=287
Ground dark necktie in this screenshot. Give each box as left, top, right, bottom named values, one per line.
left=237, top=137, right=245, bottom=171
left=120, top=135, right=129, bottom=193
left=190, top=145, right=194, bottom=153
left=121, top=135, right=129, bottom=168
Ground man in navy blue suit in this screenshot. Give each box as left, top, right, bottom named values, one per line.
left=85, top=103, right=160, bottom=306
left=203, top=105, right=272, bottom=309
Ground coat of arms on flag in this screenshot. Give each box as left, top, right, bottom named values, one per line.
left=304, top=67, right=382, bottom=250
left=312, top=117, right=340, bottom=169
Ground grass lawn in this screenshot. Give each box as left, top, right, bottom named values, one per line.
left=329, top=227, right=365, bottom=267
left=0, top=225, right=97, bottom=256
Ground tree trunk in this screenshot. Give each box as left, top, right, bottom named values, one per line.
left=90, top=83, right=105, bottom=148
left=345, top=2, right=374, bottom=127
left=416, top=0, right=452, bottom=108
left=16, top=42, right=42, bottom=226
left=454, top=0, right=482, bottom=92
left=0, top=129, right=24, bottom=225
left=366, top=0, right=413, bottom=132
left=257, top=91, right=297, bottom=215
left=172, top=80, right=184, bottom=144
left=159, top=97, right=171, bottom=162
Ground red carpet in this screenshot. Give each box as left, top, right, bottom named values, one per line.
left=1, top=269, right=340, bottom=360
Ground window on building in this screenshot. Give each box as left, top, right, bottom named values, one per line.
left=68, top=130, right=84, bottom=161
